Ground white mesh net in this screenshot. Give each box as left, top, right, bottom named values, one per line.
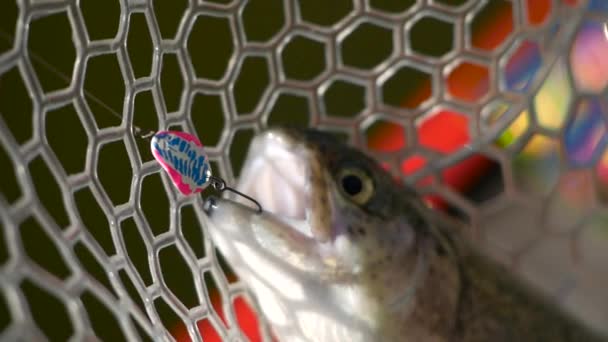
left=0, top=0, right=607, bottom=341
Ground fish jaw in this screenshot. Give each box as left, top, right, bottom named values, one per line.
left=232, top=129, right=337, bottom=243
left=234, top=130, right=312, bottom=225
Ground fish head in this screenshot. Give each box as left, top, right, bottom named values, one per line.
left=206, top=127, right=426, bottom=275
left=203, top=128, right=433, bottom=340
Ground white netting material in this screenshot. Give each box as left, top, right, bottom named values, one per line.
left=0, top=0, right=607, bottom=341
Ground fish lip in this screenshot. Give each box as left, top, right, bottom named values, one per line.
left=231, top=128, right=318, bottom=239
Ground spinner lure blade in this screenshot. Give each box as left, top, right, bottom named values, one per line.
left=151, top=130, right=211, bottom=196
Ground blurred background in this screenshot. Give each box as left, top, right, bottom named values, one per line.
left=0, top=0, right=607, bottom=341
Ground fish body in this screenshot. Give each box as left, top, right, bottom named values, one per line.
left=203, top=128, right=605, bottom=342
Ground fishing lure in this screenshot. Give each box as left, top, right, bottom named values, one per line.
left=150, top=130, right=263, bottom=213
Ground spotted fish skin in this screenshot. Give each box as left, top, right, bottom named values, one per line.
left=204, top=128, right=606, bottom=342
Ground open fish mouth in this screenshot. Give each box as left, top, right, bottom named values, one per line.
left=209, top=129, right=325, bottom=241
left=236, top=130, right=311, bottom=222
left=202, top=128, right=339, bottom=284
left=202, top=129, right=330, bottom=265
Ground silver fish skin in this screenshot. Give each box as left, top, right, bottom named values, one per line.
left=203, top=128, right=606, bottom=342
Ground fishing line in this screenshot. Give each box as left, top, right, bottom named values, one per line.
left=0, top=28, right=156, bottom=141
left=0, top=29, right=263, bottom=213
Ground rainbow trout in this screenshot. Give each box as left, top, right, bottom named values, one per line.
left=203, top=128, right=605, bottom=342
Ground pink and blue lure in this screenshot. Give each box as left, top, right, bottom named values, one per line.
left=151, top=130, right=262, bottom=212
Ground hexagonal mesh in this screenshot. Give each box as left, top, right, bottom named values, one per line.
left=0, top=0, right=607, bottom=341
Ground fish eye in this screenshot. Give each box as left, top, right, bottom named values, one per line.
left=337, top=168, right=374, bottom=205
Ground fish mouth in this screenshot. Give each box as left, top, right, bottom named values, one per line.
left=203, top=129, right=337, bottom=275
left=211, top=129, right=319, bottom=240
left=237, top=130, right=310, bottom=219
